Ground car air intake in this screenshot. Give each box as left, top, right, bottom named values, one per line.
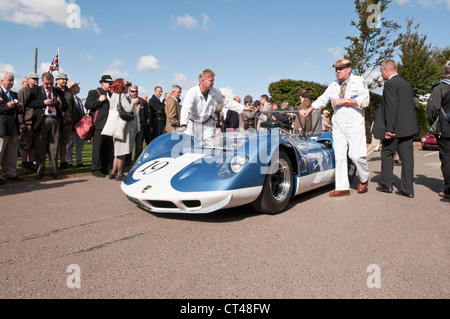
left=182, top=200, right=201, bottom=208
left=146, top=200, right=178, bottom=209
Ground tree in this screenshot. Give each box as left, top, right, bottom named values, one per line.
left=345, top=0, right=401, bottom=88
left=397, top=18, right=442, bottom=100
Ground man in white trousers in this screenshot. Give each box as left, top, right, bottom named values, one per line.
left=300, top=59, right=370, bottom=197
left=179, top=69, right=253, bottom=142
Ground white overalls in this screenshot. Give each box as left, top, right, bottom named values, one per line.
left=312, top=74, right=370, bottom=191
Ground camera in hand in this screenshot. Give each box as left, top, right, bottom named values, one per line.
left=12, top=99, right=21, bottom=109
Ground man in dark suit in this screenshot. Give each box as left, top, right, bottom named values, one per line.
left=427, top=61, right=450, bottom=199
left=0, top=71, right=25, bottom=185
left=374, top=59, right=419, bottom=198
left=149, top=86, right=166, bottom=141
left=84, top=75, right=114, bottom=178
left=28, top=72, right=68, bottom=180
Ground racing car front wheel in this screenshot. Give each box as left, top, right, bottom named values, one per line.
left=251, top=150, right=294, bottom=215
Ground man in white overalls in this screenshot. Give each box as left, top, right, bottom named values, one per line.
left=300, top=59, right=370, bottom=197
left=179, top=69, right=253, bottom=142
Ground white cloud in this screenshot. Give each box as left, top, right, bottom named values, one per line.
left=219, top=87, right=236, bottom=100
left=171, top=73, right=197, bottom=89
left=104, top=60, right=129, bottom=79
left=0, top=0, right=101, bottom=34
left=137, top=55, right=160, bottom=71
left=172, top=13, right=212, bottom=30
left=395, top=0, right=450, bottom=9
left=327, top=46, right=344, bottom=58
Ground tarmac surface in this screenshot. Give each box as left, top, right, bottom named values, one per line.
left=0, top=147, right=448, bottom=299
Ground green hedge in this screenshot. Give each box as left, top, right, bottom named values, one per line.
left=268, top=79, right=428, bottom=142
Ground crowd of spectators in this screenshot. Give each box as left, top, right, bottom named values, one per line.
left=0, top=71, right=331, bottom=185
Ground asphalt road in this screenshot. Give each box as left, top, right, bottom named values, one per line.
left=0, top=147, right=448, bottom=299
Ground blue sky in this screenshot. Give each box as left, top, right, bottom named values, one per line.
left=0, top=0, right=449, bottom=101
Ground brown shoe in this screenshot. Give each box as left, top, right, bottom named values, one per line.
left=357, top=181, right=369, bottom=194
left=438, top=192, right=450, bottom=199
left=329, top=190, right=350, bottom=197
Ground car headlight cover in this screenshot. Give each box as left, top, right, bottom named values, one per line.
left=230, top=154, right=248, bottom=174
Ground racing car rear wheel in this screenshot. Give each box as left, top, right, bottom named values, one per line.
left=251, top=150, right=294, bottom=215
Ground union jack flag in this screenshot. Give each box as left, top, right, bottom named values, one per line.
left=49, top=49, right=59, bottom=73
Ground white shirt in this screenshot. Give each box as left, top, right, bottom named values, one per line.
left=44, top=89, right=57, bottom=117
left=180, top=86, right=244, bottom=125
left=312, top=74, right=369, bottom=114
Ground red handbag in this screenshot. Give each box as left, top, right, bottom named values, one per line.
left=74, top=89, right=102, bottom=140
left=74, top=113, right=96, bottom=140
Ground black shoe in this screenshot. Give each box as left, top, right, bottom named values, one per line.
left=115, top=175, right=125, bottom=182
left=77, top=163, right=84, bottom=167
left=0, top=179, right=4, bottom=186
left=35, top=173, right=44, bottom=180
left=376, top=185, right=393, bottom=193
left=51, top=173, right=62, bottom=180
left=396, top=190, right=414, bottom=198
left=68, top=164, right=74, bottom=169
left=59, top=162, right=69, bottom=169
left=6, top=176, right=24, bottom=182
left=92, top=171, right=105, bottom=178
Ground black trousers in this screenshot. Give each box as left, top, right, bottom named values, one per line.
left=437, top=136, right=450, bottom=194
left=380, top=136, right=415, bottom=194
left=91, top=128, right=113, bottom=174
left=150, top=119, right=165, bottom=142
left=134, top=129, right=145, bottom=161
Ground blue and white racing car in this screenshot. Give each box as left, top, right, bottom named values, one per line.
left=121, top=111, right=356, bottom=215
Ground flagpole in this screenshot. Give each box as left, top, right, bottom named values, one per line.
left=34, top=48, right=38, bottom=73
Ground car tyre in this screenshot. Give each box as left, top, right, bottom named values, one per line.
left=251, top=150, right=294, bottom=215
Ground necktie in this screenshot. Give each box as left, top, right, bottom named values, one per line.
left=339, top=82, right=347, bottom=99
left=48, top=90, right=54, bottom=113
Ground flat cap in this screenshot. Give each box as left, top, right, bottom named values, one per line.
left=55, top=72, right=68, bottom=80
left=67, top=80, right=80, bottom=89
left=27, top=72, right=39, bottom=79
left=332, top=59, right=352, bottom=68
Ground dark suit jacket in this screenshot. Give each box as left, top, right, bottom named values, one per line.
left=28, top=86, right=68, bottom=130
left=372, top=75, right=418, bottom=140
left=84, top=87, right=111, bottom=130
left=136, top=97, right=150, bottom=132
left=0, top=88, right=20, bottom=136
left=149, top=95, right=166, bottom=122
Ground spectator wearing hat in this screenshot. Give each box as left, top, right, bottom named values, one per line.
left=300, top=58, right=370, bottom=197
left=17, top=72, right=39, bottom=173
left=54, top=73, right=76, bottom=169
left=66, top=81, right=86, bottom=167
left=85, top=75, right=114, bottom=178
left=28, top=72, right=68, bottom=180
